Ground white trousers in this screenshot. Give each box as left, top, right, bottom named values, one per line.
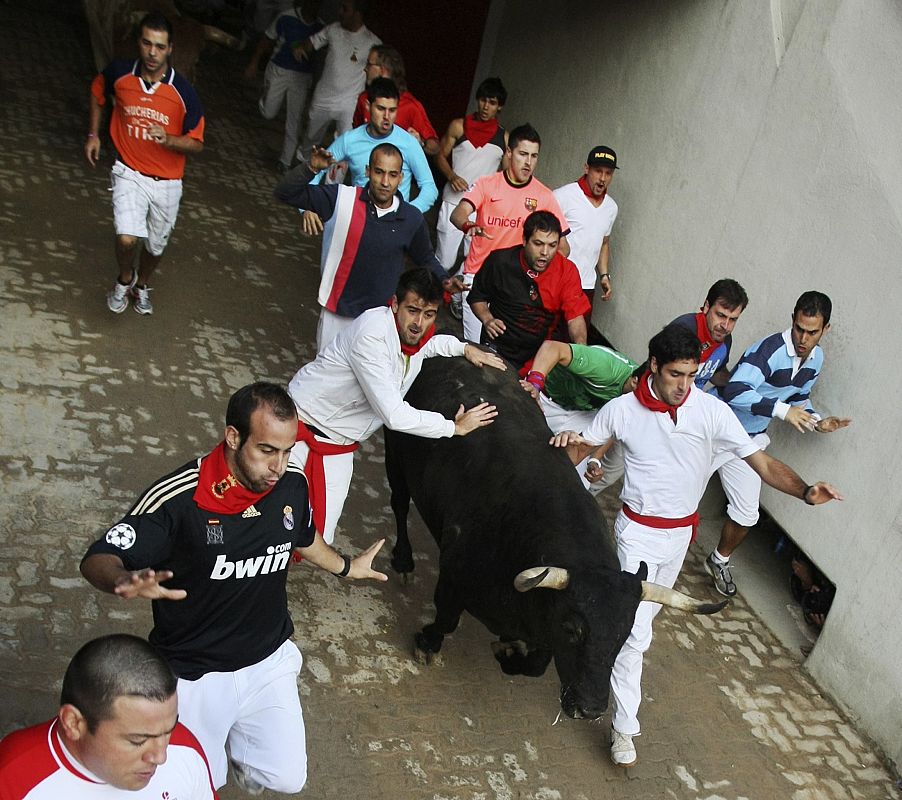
left=434, top=200, right=472, bottom=271
left=290, top=437, right=355, bottom=544
left=177, top=639, right=307, bottom=793
left=609, top=512, right=693, bottom=736
left=260, top=63, right=313, bottom=168
left=707, top=432, right=768, bottom=527
left=316, top=307, right=355, bottom=352
left=298, top=98, right=354, bottom=161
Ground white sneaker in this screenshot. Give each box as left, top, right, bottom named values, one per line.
left=610, top=730, right=637, bottom=766
left=132, top=285, right=153, bottom=315
left=107, top=271, right=136, bottom=313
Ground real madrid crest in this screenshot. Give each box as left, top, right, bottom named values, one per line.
left=283, top=505, right=295, bottom=531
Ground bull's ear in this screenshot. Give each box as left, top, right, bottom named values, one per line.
left=634, top=561, right=649, bottom=581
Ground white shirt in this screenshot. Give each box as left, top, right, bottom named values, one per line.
left=309, top=22, right=381, bottom=106
left=582, top=383, right=759, bottom=517
left=553, top=182, right=618, bottom=289
left=288, top=306, right=465, bottom=444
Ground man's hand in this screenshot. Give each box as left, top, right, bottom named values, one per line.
left=463, top=344, right=506, bottom=371
left=309, top=145, right=335, bottom=172
left=815, top=416, right=852, bottom=433
left=550, top=430, right=586, bottom=449
left=599, top=274, right=613, bottom=301
left=584, top=457, right=605, bottom=483
left=519, top=379, right=540, bottom=402
left=482, top=317, right=506, bottom=339
left=114, top=568, right=187, bottom=601
left=147, top=124, right=168, bottom=146
left=348, top=539, right=389, bottom=581
left=804, top=482, right=844, bottom=504
left=453, top=401, right=498, bottom=435
left=463, top=224, right=493, bottom=240
left=302, top=210, right=324, bottom=236
left=443, top=275, right=467, bottom=293
left=85, top=136, right=100, bottom=167
left=448, top=174, right=469, bottom=193
left=785, top=406, right=818, bottom=432
left=406, top=127, right=424, bottom=145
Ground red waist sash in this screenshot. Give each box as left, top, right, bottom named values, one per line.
left=622, top=504, right=700, bottom=543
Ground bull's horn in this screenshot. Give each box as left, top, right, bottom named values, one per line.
left=640, top=581, right=729, bottom=614
left=514, top=566, right=570, bottom=592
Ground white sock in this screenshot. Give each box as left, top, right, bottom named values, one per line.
left=712, top=549, right=730, bottom=564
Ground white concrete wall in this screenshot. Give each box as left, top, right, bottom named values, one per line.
left=478, top=0, right=902, bottom=770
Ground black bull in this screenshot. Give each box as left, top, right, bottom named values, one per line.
left=385, top=355, right=727, bottom=720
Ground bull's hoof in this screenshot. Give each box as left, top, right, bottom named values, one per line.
left=390, top=551, right=415, bottom=575
left=413, top=632, right=443, bottom=665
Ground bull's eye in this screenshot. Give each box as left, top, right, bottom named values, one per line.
left=562, top=620, right=586, bottom=645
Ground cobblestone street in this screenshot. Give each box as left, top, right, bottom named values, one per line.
left=0, top=4, right=899, bottom=798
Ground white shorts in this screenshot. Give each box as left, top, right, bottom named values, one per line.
left=176, top=639, right=307, bottom=793
left=708, top=432, right=768, bottom=527
left=316, top=307, right=355, bottom=352
left=111, top=160, right=183, bottom=255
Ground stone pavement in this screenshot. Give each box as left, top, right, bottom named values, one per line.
left=0, top=3, right=899, bottom=798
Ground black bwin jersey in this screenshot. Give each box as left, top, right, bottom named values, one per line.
left=85, top=458, right=315, bottom=679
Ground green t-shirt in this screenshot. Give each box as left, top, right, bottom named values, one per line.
left=544, top=344, right=638, bottom=411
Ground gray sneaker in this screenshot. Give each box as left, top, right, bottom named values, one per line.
left=450, top=294, right=463, bottom=320
left=132, top=285, right=153, bottom=315
left=107, top=272, right=136, bottom=313
left=229, top=760, right=264, bottom=795
left=705, top=552, right=737, bottom=596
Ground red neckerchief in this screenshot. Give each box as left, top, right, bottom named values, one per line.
left=295, top=422, right=359, bottom=537
left=577, top=174, right=605, bottom=201
left=397, top=321, right=436, bottom=356
left=633, top=371, right=688, bottom=424
left=463, top=113, right=499, bottom=149
left=694, top=311, right=717, bottom=362
left=193, top=442, right=275, bottom=514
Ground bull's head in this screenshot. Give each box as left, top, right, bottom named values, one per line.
left=514, top=563, right=727, bottom=720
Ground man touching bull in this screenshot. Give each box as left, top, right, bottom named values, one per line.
left=553, top=324, right=842, bottom=767
left=288, top=268, right=506, bottom=544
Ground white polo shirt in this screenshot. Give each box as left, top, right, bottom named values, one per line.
left=553, top=181, right=618, bottom=289
left=582, top=383, right=759, bottom=517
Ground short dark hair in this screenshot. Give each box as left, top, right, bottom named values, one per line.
left=367, top=77, right=399, bottom=104
left=705, top=278, right=748, bottom=311
left=793, top=291, right=832, bottom=325
left=369, top=45, right=406, bottom=91
left=60, top=635, right=176, bottom=733
left=508, top=123, right=541, bottom=152
left=370, top=142, right=403, bottom=168
left=348, top=0, right=370, bottom=15
left=476, top=77, right=507, bottom=106
left=137, top=11, right=173, bottom=43
left=226, top=382, right=297, bottom=448
left=523, top=210, right=561, bottom=241
left=395, top=268, right=444, bottom=306
left=649, top=324, right=701, bottom=368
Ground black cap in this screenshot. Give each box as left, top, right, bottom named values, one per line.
left=586, top=146, right=618, bottom=169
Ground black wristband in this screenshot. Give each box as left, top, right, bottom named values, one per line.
left=333, top=554, right=352, bottom=577
left=803, top=485, right=816, bottom=505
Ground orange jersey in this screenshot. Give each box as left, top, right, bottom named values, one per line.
left=461, top=172, right=570, bottom=275
left=92, top=60, right=205, bottom=180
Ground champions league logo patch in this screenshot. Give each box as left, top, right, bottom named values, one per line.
left=524, top=197, right=538, bottom=212
left=283, top=505, right=295, bottom=531
left=105, top=523, right=137, bottom=550
left=206, top=519, right=224, bottom=545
